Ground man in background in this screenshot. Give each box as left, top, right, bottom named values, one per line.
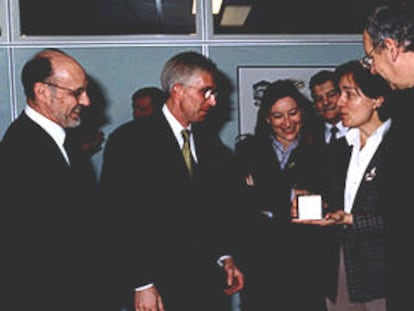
left=131, top=86, right=166, bottom=119
left=307, top=70, right=348, bottom=147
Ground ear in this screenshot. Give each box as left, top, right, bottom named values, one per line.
left=171, top=83, right=183, bottom=96
left=33, top=81, right=49, bottom=100
left=373, top=96, right=384, bottom=110
left=384, top=37, right=400, bottom=62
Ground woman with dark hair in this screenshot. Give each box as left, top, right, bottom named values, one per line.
left=293, top=60, right=392, bottom=311
left=235, top=79, right=329, bottom=311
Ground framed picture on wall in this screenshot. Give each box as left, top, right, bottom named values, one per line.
left=237, top=66, right=335, bottom=136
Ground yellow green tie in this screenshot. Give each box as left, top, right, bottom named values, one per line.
left=181, top=129, right=193, bottom=177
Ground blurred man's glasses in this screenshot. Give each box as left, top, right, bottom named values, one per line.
left=360, top=40, right=383, bottom=70
left=313, top=89, right=338, bottom=104
left=42, top=81, right=86, bottom=99
left=184, top=85, right=218, bottom=100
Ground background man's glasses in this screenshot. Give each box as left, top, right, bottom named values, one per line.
left=42, top=81, right=86, bottom=99
left=313, top=89, right=338, bottom=104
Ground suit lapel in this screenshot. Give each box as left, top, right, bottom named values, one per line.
left=21, top=113, right=70, bottom=168
left=352, top=131, right=391, bottom=211
left=154, top=112, right=195, bottom=180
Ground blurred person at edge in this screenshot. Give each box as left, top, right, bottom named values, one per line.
left=363, top=2, right=414, bottom=310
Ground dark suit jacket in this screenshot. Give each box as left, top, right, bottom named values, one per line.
left=326, top=132, right=389, bottom=303
left=0, top=112, right=102, bottom=311
left=303, top=115, right=328, bottom=148
left=382, top=90, right=414, bottom=310
left=99, top=110, right=239, bottom=310
left=235, top=133, right=329, bottom=223
left=234, top=134, right=329, bottom=311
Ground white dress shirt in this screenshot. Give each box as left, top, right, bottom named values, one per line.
left=163, top=104, right=198, bottom=162
left=343, top=119, right=391, bottom=213
left=325, top=121, right=348, bottom=144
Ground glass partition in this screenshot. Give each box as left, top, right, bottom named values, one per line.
left=213, top=0, right=372, bottom=35
left=19, top=0, right=196, bottom=36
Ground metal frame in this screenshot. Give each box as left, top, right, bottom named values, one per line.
left=2, top=0, right=361, bottom=47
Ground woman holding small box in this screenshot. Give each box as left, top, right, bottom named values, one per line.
left=293, top=60, right=392, bottom=311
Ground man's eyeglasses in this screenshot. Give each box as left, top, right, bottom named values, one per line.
left=42, top=81, right=87, bottom=99
left=313, top=89, right=338, bottom=104
left=184, top=85, right=218, bottom=100
left=360, top=40, right=383, bottom=70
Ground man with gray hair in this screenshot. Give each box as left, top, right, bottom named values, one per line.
left=100, top=51, right=244, bottom=311
left=363, top=2, right=414, bottom=309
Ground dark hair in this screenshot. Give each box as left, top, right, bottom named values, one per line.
left=334, top=60, right=392, bottom=121
left=21, top=48, right=67, bottom=99
left=255, top=79, right=311, bottom=137
left=21, top=57, right=52, bottom=99
left=131, top=86, right=166, bottom=106
left=309, top=70, right=335, bottom=97
left=366, top=1, right=414, bottom=52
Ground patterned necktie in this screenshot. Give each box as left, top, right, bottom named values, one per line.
left=181, top=129, right=193, bottom=177
left=329, top=126, right=339, bottom=144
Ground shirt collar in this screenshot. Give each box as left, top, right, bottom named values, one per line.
left=345, top=119, right=392, bottom=146
left=326, top=121, right=347, bottom=132
left=162, top=104, right=192, bottom=142
left=271, top=134, right=299, bottom=152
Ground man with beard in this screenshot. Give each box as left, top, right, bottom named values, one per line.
left=0, top=48, right=104, bottom=311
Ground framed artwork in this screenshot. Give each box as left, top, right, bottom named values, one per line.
left=237, top=66, right=335, bottom=135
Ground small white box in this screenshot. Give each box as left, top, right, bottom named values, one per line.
left=297, top=194, right=322, bottom=220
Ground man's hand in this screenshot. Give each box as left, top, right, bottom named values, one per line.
left=222, top=257, right=244, bottom=295
left=135, top=286, right=165, bottom=311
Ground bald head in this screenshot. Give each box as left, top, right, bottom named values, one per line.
left=22, top=48, right=85, bottom=99
left=22, top=48, right=91, bottom=128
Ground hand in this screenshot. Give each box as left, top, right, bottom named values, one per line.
left=222, top=257, right=244, bottom=295
left=135, top=286, right=165, bottom=311
left=291, top=217, right=336, bottom=226
left=324, top=210, right=353, bottom=225
left=245, top=173, right=254, bottom=186
left=81, top=130, right=105, bottom=157
left=290, top=188, right=311, bottom=218
left=292, top=210, right=352, bottom=226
